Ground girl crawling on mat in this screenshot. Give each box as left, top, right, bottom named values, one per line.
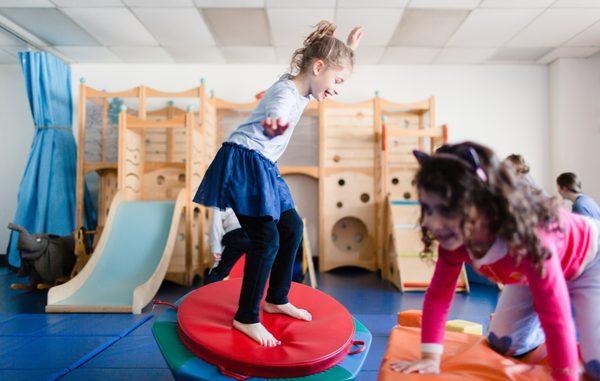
left=193, top=21, right=363, bottom=347
left=390, top=142, right=600, bottom=381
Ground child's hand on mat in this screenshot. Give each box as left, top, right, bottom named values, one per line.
left=390, top=358, right=440, bottom=374
left=262, top=116, right=289, bottom=138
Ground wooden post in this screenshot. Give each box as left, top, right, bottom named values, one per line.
left=76, top=79, right=87, bottom=230
left=302, top=218, right=317, bottom=288
left=185, top=108, right=194, bottom=286
left=317, top=100, right=326, bottom=272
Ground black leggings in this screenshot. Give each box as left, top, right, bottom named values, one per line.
left=233, top=209, right=303, bottom=324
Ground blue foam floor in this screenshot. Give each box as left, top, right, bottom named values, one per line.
left=0, top=303, right=152, bottom=381
left=0, top=266, right=499, bottom=380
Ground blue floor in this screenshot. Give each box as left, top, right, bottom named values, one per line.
left=0, top=266, right=499, bottom=381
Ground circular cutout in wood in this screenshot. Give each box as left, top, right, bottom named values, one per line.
left=331, top=217, right=368, bottom=253
left=333, top=155, right=341, bottom=163
left=157, top=175, right=165, bottom=185
left=403, top=192, right=411, bottom=200
left=338, top=179, right=345, bottom=186
left=179, top=174, right=186, bottom=183
left=337, top=202, right=343, bottom=208
left=360, top=193, right=370, bottom=203
left=392, top=177, right=399, bottom=185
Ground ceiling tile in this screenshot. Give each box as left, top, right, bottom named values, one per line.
left=335, top=8, right=404, bottom=46
left=55, top=45, right=121, bottom=62
left=267, top=8, right=335, bottom=46
left=220, top=46, right=276, bottom=63
left=265, top=0, right=335, bottom=7
left=480, top=0, right=554, bottom=8
left=165, top=45, right=225, bottom=63
left=204, top=8, right=271, bottom=46
left=109, top=46, right=174, bottom=62
left=507, top=9, right=600, bottom=47
left=0, top=47, right=18, bottom=62
left=62, top=7, right=158, bottom=46
left=194, top=0, right=264, bottom=7
left=390, top=9, right=469, bottom=47
left=52, top=0, right=122, bottom=6
left=0, top=0, right=54, bottom=6
left=537, top=46, right=600, bottom=64
left=435, top=47, right=495, bottom=63
left=337, top=0, right=408, bottom=7
left=123, top=0, right=193, bottom=6
left=132, top=7, right=215, bottom=46
left=566, top=19, right=600, bottom=46
left=352, top=45, right=386, bottom=64
left=552, top=0, right=600, bottom=7
left=489, top=46, right=551, bottom=61
left=408, top=0, right=481, bottom=9
left=379, top=46, right=440, bottom=64
left=0, top=7, right=99, bottom=45
left=448, top=9, right=543, bottom=47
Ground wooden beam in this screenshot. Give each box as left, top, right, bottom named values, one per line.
left=279, top=166, right=319, bottom=179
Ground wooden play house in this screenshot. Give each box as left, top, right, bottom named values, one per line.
left=76, top=80, right=217, bottom=286
left=375, top=96, right=469, bottom=292
left=319, top=100, right=378, bottom=272
left=75, top=77, right=466, bottom=292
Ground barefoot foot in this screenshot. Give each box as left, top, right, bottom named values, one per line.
left=233, top=320, right=281, bottom=347
left=263, top=302, right=312, bottom=321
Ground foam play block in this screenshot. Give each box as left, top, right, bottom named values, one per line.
left=398, top=311, right=482, bottom=335
left=378, top=326, right=552, bottom=380
left=445, top=320, right=483, bottom=335
left=397, top=310, right=422, bottom=328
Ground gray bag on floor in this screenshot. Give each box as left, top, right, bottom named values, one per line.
left=7, top=223, right=76, bottom=283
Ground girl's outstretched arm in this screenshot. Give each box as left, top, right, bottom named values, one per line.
left=346, top=26, right=364, bottom=51
left=391, top=247, right=466, bottom=374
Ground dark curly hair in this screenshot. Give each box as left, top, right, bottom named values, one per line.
left=415, top=141, right=561, bottom=275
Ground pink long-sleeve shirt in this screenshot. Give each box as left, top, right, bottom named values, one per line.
left=421, top=209, right=597, bottom=380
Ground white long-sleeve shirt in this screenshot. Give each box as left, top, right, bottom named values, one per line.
left=227, top=74, right=311, bottom=162
left=210, top=208, right=242, bottom=254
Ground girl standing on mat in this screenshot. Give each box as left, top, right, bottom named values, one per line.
left=390, top=142, right=600, bottom=381
left=194, top=21, right=363, bottom=347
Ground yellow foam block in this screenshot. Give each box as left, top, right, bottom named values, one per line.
left=445, top=319, right=483, bottom=335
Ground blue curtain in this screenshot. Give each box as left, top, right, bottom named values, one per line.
left=6, top=51, right=96, bottom=268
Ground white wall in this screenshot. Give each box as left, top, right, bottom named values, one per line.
left=549, top=55, right=600, bottom=202
left=0, top=64, right=34, bottom=252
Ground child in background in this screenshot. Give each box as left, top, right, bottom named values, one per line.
left=391, top=142, right=600, bottom=381
left=204, top=208, right=306, bottom=284
left=557, top=172, right=600, bottom=220
left=504, top=153, right=542, bottom=191
left=204, top=208, right=249, bottom=285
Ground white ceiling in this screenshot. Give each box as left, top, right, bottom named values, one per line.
left=0, top=0, right=599, bottom=65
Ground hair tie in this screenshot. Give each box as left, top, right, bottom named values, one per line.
left=467, top=148, right=488, bottom=183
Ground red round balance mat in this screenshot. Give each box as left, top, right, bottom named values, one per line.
left=177, top=278, right=357, bottom=379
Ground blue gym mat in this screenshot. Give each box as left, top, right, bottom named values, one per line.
left=0, top=312, right=152, bottom=381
